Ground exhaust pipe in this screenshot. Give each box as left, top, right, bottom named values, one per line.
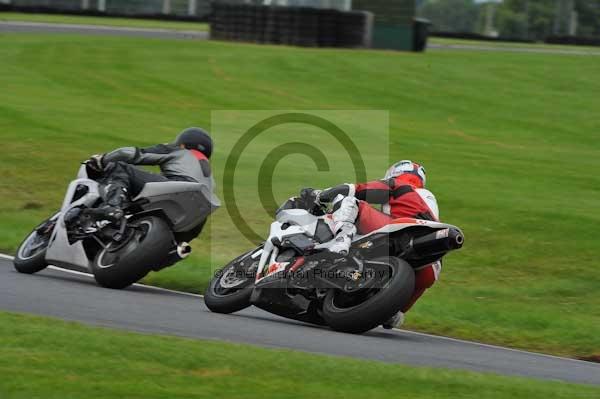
left=177, top=242, right=192, bottom=259
left=409, top=228, right=464, bottom=257
left=152, top=242, right=192, bottom=271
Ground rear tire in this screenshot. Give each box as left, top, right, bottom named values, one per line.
left=322, top=257, right=415, bottom=334
left=204, top=250, right=256, bottom=314
left=91, top=216, right=172, bottom=289
left=13, top=214, right=59, bottom=274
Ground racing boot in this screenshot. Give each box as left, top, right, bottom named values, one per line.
left=96, top=183, right=127, bottom=223
left=328, top=195, right=358, bottom=255
left=382, top=311, right=405, bottom=330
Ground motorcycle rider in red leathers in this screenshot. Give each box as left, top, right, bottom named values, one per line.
left=316, top=160, right=441, bottom=329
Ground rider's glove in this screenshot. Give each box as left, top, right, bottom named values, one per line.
left=319, top=184, right=355, bottom=204
left=312, top=189, right=323, bottom=205
left=299, top=187, right=313, bottom=198
left=85, top=154, right=105, bottom=173
left=300, top=188, right=322, bottom=206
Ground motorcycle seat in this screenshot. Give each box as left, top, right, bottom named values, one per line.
left=133, top=181, right=207, bottom=200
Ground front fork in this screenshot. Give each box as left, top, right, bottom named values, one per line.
left=255, top=241, right=279, bottom=282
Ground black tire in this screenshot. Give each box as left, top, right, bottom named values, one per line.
left=91, top=216, right=172, bottom=289
left=322, top=257, right=415, bottom=334
left=204, top=250, right=256, bottom=314
left=13, top=213, right=59, bottom=274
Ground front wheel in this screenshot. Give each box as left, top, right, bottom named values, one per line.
left=204, top=249, right=257, bottom=314
left=322, top=256, right=415, bottom=334
left=91, top=216, right=172, bottom=289
left=14, top=213, right=59, bottom=274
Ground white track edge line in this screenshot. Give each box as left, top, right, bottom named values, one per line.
left=1, top=252, right=596, bottom=365
left=397, top=329, right=597, bottom=366
left=0, top=253, right=203, bottom=298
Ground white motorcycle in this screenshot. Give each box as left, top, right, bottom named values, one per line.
left=205, top=196, right=463, bottom=334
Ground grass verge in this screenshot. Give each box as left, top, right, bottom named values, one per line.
left=1, top=312, right=598, bottom=399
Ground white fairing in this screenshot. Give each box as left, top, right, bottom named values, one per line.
left=416, top=188, right=439, bottom=220
left=256, top=209, right=319, bottom=281
left=257, top=205, right=461, bottom=282
left=275, top=209, right=318, bottom=234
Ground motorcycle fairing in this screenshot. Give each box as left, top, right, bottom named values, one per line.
left=44, top=163, right=221, bottom=272
left=46, top=174, right=102, bottom=270
left=355, top=217, right=461, bottom=240
left=133, top=181, right=220, bottom=233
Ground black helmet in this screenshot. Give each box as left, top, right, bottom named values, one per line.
left=174, top=127, right=213, bottom=158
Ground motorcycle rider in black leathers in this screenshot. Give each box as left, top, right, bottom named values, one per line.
left=85, top=127, right=215, bottom=241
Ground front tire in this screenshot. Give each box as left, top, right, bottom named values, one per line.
left=14, top=214, right=59, bottom=274
left=91, top=216, right=172, bottom=289
left=204, top=250, right=257, bottom=314
left=322, top=256, right=415, bottom=334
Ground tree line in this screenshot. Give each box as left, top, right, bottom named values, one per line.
left=417, top=0, right=600, bottom=40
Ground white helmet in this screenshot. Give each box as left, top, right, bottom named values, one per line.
left=384, top=160, right=426, bottom=188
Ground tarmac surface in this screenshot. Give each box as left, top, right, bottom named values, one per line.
left=2, top=257, right=599, bottom=386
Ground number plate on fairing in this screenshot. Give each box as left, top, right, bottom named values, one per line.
left=256, top=261, right=290, bottom=282
left=267, top=262, right=288, bottom=275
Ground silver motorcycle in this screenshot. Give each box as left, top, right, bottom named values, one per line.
left=14, top=164, right=219, bottom=289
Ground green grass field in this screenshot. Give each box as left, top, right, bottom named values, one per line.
left=1, top=312, right=598, bottom=399
left=0, top=12, right=208, bottom=31
left=1, top=33, right=599, bottom=359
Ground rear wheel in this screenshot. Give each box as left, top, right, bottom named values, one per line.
left=322, top=256, right=415, bottom=334
left=14, top=213, right=59, bottom=274
left=204, top=250, right=257, bottom=314
left=91, top=216, right=172, bottom=289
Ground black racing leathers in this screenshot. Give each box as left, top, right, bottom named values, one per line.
left=103, top=144, right=211, bottom=184
left=98, top=144, right=215, bottom=242
left=100, top=144, right=213, bottom=196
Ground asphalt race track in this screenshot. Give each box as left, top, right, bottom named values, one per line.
left=427, top=42, right=600, bottom=56
left=2, top=21, right=600, bottom=56
left=1, top=257, right=599, bottom=385
left=0, top=21, right=209, bottom=40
